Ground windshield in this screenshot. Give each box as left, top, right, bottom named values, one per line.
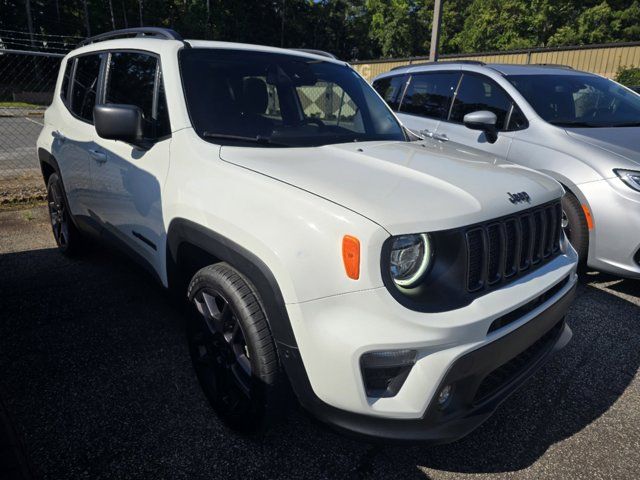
left=506, top=74, right=640, bottom=128
left=179, top=49, right=406, bottom=147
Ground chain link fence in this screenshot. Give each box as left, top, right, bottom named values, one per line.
left=0, top=49, right=63, bottom=203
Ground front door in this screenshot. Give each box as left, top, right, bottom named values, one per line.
left=88, top=51, right=172, bottom=275
left=435, top=73, right=526, bottom=159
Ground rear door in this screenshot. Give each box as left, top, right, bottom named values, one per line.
left=53, top=53, right=104, bottom=217
left=394, top=71, right=461, bottom=138
left=88, top=51, right=171, bottom=273
left=435, top=72, right=527, bottom=158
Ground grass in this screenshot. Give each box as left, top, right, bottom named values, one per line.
left=0, top=101, right=42, bottom=108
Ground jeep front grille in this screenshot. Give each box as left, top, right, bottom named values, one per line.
left=465, top=201, right=562, bottom=293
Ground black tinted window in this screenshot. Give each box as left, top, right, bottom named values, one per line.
left=399, top=72, right=460, bottom=119
left=508, top=105, right=527, bottom=130
left=105, top=52, right=158, bottom=138
left=156, top=71, right=171, bottom=138
left=450, top=74, right=511, bottom=129
left=60, top=58, right=73, bottom=104
left=71, top=54, right=102, bottom=122
left=372, top=75, right=406, bottom=110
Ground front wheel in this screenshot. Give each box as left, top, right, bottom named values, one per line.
left=46, top=173, right=82, bottom=255
left=186, top=263, right=288, bottom=432
left=561, top=191, right=589, bottom=265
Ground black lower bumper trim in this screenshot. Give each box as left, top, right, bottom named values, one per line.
left=281, top=281, right=576, bottom=443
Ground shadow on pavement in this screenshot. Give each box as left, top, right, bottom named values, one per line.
left=0, top=246, right=638, bottom=479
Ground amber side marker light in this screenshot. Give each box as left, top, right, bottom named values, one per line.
left=581, top=204, right=594, bottom=230
left=342, top=235, right=360, bottom=280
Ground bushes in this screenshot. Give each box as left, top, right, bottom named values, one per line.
left=615, top=66, right=640, bottom=87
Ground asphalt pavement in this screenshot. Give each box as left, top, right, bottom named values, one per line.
left=0, top=115, right=43, bottom=174
left=0, top=204, right=639, bottom=479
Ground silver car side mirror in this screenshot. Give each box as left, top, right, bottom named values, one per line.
left=463, top=110, right=498, bottom=144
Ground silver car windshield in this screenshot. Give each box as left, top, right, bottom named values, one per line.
left=179, top=49, right=406, bottom=147
left=507, top=74, right=640, bottom=128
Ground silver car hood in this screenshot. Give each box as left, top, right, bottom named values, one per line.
left=566, top=127, right=640, bottom=167
left=220, top=140, right=562, bottom=235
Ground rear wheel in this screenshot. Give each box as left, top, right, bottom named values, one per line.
left=186, top=263, right=287, bottom=432
left=561, top=191, right=589, bottom=265
left=46, top=173, right=81, bottom=255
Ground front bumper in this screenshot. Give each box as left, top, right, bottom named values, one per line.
left=580, top=177, right=640, bottom=278
left=279, top=251, right=577, bottom=442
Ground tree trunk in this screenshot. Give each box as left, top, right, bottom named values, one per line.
left=82, top=0, right=91, bottom=37
left=122, top=1, right=128, bottom=28
left=25, top=0, right=35, bottom=47
left=108, top=0, right=116, bottom=29
left=138, top=0, right=144, bottom=27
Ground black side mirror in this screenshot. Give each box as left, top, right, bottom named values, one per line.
left=94, top=104, right=147, bottom=148
left=463, top=110, right=498, bottom=143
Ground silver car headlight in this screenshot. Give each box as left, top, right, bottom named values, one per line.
left=614, top=169, right=640, bottom=192
left=389, top=233, right=432, bottom=288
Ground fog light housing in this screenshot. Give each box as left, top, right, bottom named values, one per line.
left=360, top=349, right=416, bottom=398
left=437, top=384, right=452, bottom=407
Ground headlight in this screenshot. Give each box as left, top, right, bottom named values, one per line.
left=614, top=169, right=640, bottom=192
left=389, top=233, right=432, bottom=287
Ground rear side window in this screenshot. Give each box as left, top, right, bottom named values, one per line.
left=399, top=72, right=460, bottom=120
left=297, top=81, right=364, bottom=133
left=60, top=59, right=74, bottom=104
left=71, top=54, right=102, bottom=123
left=450, top=74, right=512, bottom=129
left=372, top=75, right=406, bottom=110
left=105, top=52, right=162, bottom=138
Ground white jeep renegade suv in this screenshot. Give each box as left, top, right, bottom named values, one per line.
left=37, top=28, right=578, bottom=442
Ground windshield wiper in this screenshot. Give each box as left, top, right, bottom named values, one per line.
left=202, top=132, right=291, bottom=147
left=549, top=121, right=601, bottom=128
left=609, top=121, right=640, bottom=127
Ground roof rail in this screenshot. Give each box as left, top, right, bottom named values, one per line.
left=528, top=63, right=574, bottom=69
left=391, top=59, right=485, bottom=71
left=293, top=48, right=337, bottom=60
left=77, top=27, right=183, bottom=47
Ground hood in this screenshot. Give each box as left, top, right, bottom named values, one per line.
left=220, top=140, right=563, bottom=235
left=566, top=127, right=640, bottom=168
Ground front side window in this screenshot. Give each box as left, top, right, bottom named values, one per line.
left=399, top=72, right=460, bottom=120
left=71, top=54, right=102, bottom=123
left=179, top=49, right=406, bottom=148
left=372, top=75, right=406, bottom=110
left=105, top=52, right=170, bottom=138
left=449, top=74, right=512, bottom=129
left=507, top=73, right=640, bottom=128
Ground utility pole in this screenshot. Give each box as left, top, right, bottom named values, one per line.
left=138, top=0, right=144, bottom=27
left=429, top=0, right=443, bottom=62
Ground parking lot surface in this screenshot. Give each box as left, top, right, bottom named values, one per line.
left=1, top=204, right=639, bottom=480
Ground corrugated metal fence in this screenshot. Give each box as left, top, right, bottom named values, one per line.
left=352, top=41, right=640, bottom=81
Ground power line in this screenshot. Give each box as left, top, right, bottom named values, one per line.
left=0, top=28, right=83, bottom=39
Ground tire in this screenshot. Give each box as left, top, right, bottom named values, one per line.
left=46, top=173, right=82, bottom=255
left=561, top=191, right=589, bottom=265
left=186, top=263, right=288, bottom=432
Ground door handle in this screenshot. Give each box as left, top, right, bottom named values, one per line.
left=432, top=133, right=449, bottom=142
left=52, top=130, right=66, bottom=142
left=419, top=129, right=434, bottom=138
left=89, top=149, right=107, bottom=163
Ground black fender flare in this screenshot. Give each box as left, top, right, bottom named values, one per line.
left=165, top=218, right=323, bottom=405
left=166, top=218, right=299, bottom=349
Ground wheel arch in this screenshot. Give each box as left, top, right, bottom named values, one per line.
left=38, top=147, right=59, bottom=185
left=166, top=218, right=298, bottom=349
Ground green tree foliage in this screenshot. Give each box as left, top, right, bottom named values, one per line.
left=616, top=66, right=640, bottom=86
left=1, top=0, right=640, bottom=59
